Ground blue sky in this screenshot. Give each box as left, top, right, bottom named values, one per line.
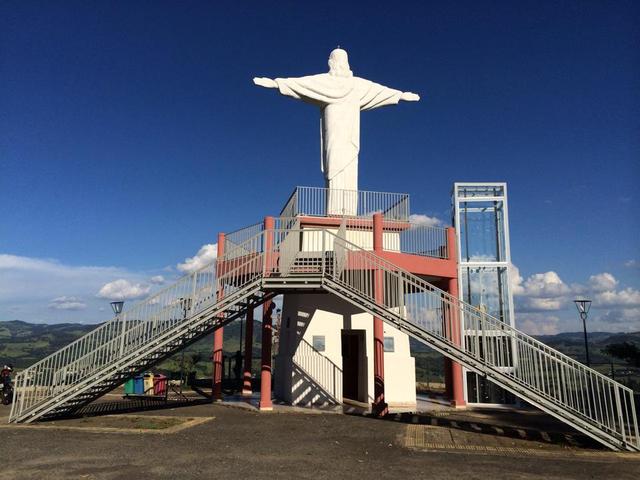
left=1, top=1, right=638, bottom=332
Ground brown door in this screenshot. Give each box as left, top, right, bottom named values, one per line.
left=342, top=330, right=364, bottom=402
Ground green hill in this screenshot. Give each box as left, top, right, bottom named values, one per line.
left=0, top=319, right=262, bottom=380
left=0, top=320, right=98, bottom=368
left=1, top=320, right=638, bottom=390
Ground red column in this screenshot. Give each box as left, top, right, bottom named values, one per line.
left=259, top=300, right=274, bottom=410
left=372, top=213, right=388, bottom=416
left=242, top=306, right=254, bottom=396
left=446, top=227, right=465, bottom=407
left=259, top=216, right=275, bottom=410
left=212, top=232, right=225, bottom=401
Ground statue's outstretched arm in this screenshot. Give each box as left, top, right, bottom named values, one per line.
left=401, top=91, right=420, bottom=102
left=253, top=77, right=278, bottom=89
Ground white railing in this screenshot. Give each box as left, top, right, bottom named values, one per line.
left=225, top=222, right=264, bottom=259
left=323, top=230, right=639, bottom=451
left=10, top=225, right=639, bottom=450
left=397, top=224, right=449, bottom=259
left=279, top=188, right=449, bottom=259
left=9, top=232, right=269, bottom=423
left=292, top=338, right=342, bottom=404
left=281, top=186, right=410, bottom=221
left=280, top=189, right=298, bottom=219
left=334, top=219, right=347, bottom=278
left=278, top=219, right=301, bottom=276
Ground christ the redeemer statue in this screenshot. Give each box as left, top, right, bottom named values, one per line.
left=254, top=48, right=419, bottom=215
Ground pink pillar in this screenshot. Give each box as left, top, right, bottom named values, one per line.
left=259, top=216, right=275, bottom=410
left=446, top=227, right=465, bottom=407
left=372, top=213, right=388, bottom=416
left=212, top=233, right=225, bottom=401
left=242, top=306, right=254, bottom=396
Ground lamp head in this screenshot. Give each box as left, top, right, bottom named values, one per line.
left=574, top=299, right=592, bottom=315
left=110, top=301, right=124, bottom=315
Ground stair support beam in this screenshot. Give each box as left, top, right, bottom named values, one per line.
left=259, top=216, right=275, bottom=410
left=212, top=233, right=226, bottom=401
left=372, top=212, right=388, bottom=416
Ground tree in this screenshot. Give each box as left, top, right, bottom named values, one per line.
left=603, top=342, right=640, bottom=368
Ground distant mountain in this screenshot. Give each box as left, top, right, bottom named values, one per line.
left=0, top=320, right=98, bottom=368
left=409, top=331, right=640, bottom=386
left=534, top=331, right=640, bottom=365
left=2, top=320, right=638, bottom=388
left=0, top=319, right=262, bottom=372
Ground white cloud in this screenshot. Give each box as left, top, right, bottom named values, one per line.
left=518, top=314, right=561, bottom=336
left=409, top=214, right=443, bottom=228
left=526, top=297, right=567, bottom=311
left=588, top=272, right=618, bottom=292
left=594, top=288, right=640, bottom=308
left=177, top=243, right=217, bottom=273
left=513, top=270, right=571, bottom=312
left=510, top=266, right=640, bottom=331
left=96, top=279, right=151, bottom=301
left=0, top=253, right=154, bottom=323
left=625, top=259, right=638, bottom=268
left=48, top=296, right=87, bottom=311
left=150, top=275, right=165, bottom=285
left=521, top=271, right=570, bottom=298
left=0, top=254, right=129, bottom=302
left=595, top=308, right=640, bottom=325
left=510, top=263, right=525, bottom=296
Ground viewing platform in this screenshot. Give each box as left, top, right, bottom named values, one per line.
left=223, top=186, right=456, bottom=283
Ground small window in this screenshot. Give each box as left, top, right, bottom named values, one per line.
left=312, top=335, right=326, bottom=352
left=384, top=336, right=395, bottom=352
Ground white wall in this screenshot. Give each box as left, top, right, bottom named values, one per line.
left=299, top=227, right=400, bottom=252
left=275, top=292, right=416, bottom=410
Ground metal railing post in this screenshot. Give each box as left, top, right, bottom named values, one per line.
left=189, top=271, right=198, bottom=315
left=321, top=228, right=326, bottom=275
left=118, top=312, right=126, bottom=356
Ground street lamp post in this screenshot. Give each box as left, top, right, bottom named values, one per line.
left=111, top=301, right=126, bottom=355
left=574, top=299, right=592, bottom=367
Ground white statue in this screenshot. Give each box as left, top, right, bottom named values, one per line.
left=254, top=48, right=419, bottom=215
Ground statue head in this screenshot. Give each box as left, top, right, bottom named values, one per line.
left=328, top=48, right=353, bottom=77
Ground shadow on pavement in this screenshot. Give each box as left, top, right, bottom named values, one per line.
left=43, top=396, right=213, bottom=422
left=363, top=410, right=606, bottom=450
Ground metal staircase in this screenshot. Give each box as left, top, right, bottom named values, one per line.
left=9, top=234, right=272, bottom=423
left=9, top=227, right=640, bottom=452
left=319, top=230, right=639, bottom=452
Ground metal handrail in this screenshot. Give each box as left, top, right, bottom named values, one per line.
left=9, top=231, right=269, bottom=423
left=282, top=186, right=410, bottom=221
left=397, top=224, right=449, bottom=259
left=10, top=224, right=639, bottom=450
left=317, top=229, right=638, bottom=450
left=292, top=338, right=343, bottom=403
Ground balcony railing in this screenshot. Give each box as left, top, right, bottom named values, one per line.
left=226, top=186, right=448, bottom=260
left=280, top=186, right=410, bottom=222
left=397, top=224, right=449, bottom=259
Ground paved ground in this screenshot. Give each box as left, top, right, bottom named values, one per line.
left=1, top=399, right=639, bottom=479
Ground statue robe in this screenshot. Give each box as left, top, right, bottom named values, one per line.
left=274, top=74, right=403, bottom=215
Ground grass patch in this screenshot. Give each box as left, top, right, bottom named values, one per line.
left=65, top=415, right=191, bottom=430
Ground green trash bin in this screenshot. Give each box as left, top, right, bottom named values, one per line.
left=124, top=378, right=135, bottom=395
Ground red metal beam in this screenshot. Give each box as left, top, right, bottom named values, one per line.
left=212, top=232, right=225, bottom=401
left=259, top=216, right=275, bottom=410
left=372, top=212, right=389, bottom=416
